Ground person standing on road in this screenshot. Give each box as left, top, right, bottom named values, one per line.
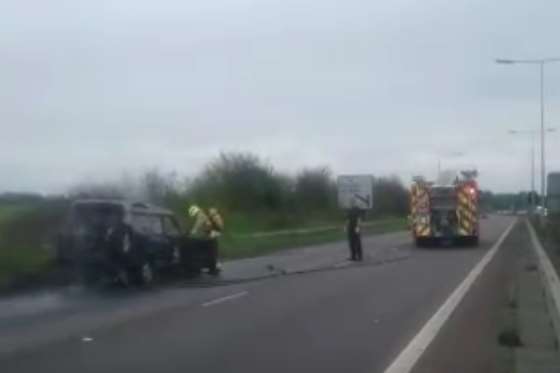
left=188, top=205, right=218, bottom=274
left=346, top=206, right=363, bottom=261
left=207, top=207, right=224, bottom=275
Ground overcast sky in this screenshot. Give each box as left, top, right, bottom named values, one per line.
left=2, top=0, right=560, bottom=194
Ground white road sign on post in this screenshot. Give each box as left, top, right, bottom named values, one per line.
left=337, top=175, right=374, bottom=210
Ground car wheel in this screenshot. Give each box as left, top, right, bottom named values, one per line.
left=121, top=230, right=132, bottom=254
left=135, top=260, right=155, bottom=287
left=116, top=268, right=131, bottom=287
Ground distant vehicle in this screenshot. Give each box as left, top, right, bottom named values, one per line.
left=533, top=206, right=546, bottom=217
left=409, top=170, right=480, bottom=247
left=57, top=199, right=210, bottom=286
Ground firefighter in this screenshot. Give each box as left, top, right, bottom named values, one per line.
left=346, top=205, right=363, bottom=261
left=207, top=207, right=224, bottom=275
left=189, top=205, right=211, bottom=238
left=187, top=205, right=217, bottom=274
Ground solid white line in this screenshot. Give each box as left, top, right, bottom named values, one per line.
left=526, top=220, right=560, bottom=341
left=202, top=291, right=248, bottom=307
left=383, top=219, right=517, bottom=373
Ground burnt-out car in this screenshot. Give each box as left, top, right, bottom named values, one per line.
left=57, top=199, right=211, bottom=286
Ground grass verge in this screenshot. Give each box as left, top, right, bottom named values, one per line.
left=0, top=200, right=68, bottom=291
left=0, top=248, right=53, bottom=289
left=220, top=217, right=407, bottom=260
left=0, top=208, right=405, bottom=291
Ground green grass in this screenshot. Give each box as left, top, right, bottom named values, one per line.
left=0, top=204, right=43, bottom=287
left=220, top=217, right=407, bottom=260
left=0, top=247, right=52, bottom=288
left=0, top=200, right=67, bottom=290
left=0, top=204, right=33, bottom=224
left=220, top=210, right=345, bottom=234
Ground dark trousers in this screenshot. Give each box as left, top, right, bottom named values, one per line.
left=348, top=232, right=363, bottom=261
left=180, top=238, right=218, bottom=274
left=207, top=239, right=219, bottom=272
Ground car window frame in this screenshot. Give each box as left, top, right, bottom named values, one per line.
left=162, top=215, right=181, bottom=236
left=132, top=213, right=164, bottom=236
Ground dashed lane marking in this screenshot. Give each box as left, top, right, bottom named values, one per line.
left=202, top=291, right=248, bottom=307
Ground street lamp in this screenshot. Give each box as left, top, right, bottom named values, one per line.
left=508, top=128, right=556, bottom=211
left=496, top=57, right=560, bottom=199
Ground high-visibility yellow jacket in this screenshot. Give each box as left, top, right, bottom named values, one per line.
left=208, top=210, right=224, bottom=239
left=190, top=211, right=212, bottom=239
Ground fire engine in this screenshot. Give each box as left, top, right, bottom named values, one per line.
left=410, top=170, right=479, bottom=246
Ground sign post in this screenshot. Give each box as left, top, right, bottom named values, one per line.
left=337, top=175, right=374, bottom=210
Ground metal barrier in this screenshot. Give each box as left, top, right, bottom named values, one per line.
left=526, top=220, right=560, bottom=343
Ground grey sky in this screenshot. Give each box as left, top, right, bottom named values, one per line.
left=2, top=0, right=560, bottom=194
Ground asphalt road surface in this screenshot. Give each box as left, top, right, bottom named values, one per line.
left=0, top=215, right=516, bottom=373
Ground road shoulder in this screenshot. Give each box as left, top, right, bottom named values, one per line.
left=409, top=220, right=560, bottom=373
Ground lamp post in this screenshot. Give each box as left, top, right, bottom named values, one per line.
left=496, top=57, right=560, bottom=199
left=508, top=128, right=555, bottom=211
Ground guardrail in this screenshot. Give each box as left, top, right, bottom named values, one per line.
left=526, top=220, right=560, bottom=343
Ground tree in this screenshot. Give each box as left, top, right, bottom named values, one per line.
left=294, top=167, right=336, bottom=211
left=371, top=176, right=408, bottom=216
left=140, top=169, right=180, bottom=205
left=188, top=152, right=291, bottom=212
left=68, top=182, right=125, bottom=199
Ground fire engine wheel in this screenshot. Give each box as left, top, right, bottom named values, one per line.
left=470, top=236, right=479, bottom=247
left=456, top=236, right=479, bottom=247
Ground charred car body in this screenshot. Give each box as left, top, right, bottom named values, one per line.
left=57, top=199, right=212, bottom=286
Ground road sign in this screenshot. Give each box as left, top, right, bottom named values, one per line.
left=548, top=173, right=560, bottom=196
left=337, top=175, right=374, bottom=210
left=548, top=172, right=560, bottom=214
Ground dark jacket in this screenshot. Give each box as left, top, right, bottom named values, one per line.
left=346, top=208, right=363, bottom=235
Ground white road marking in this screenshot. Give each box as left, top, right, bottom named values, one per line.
left=383, top=219, right=517, bottom=373
left=81, top=337, right=94, bottom=343
left=202, top=291, right=248, bottom=307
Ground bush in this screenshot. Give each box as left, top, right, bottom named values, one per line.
left=0, top=198, right=68, bottom=249
left=188, top=152, right=292, bottom=212
left=295, top=167, right=337, bottom=212
left=63, top=152, right=410, bottom=233
left=68, top=182, right=126, bottom=199
left=371, top=176, right=409, bottom=217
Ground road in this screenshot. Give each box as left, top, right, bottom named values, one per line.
left=0, top=215, right=515, bottom=373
